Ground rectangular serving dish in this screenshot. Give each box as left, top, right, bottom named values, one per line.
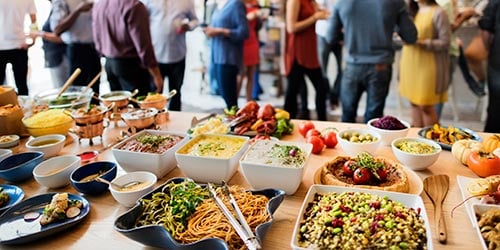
left=471, top=204, right=500, bottom=250
left=291, top=185, right=433, bottom=249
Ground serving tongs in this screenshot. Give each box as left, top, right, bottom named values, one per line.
left=208, top=182, right=261, bottom=250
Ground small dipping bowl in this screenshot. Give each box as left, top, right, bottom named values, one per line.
left=0, top=135, right=20, bottom=149
left=33, top=155, right=81, bottom=188
left=109, top=171, right=157, bottom=207
left=77, top=150, right=99, bottom=164
left=70, top=161, right=117, bottom=195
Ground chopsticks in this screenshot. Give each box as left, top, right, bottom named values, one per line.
left=208, top=182, right=261, bottom=250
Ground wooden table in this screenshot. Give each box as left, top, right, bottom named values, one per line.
left=0, top=111, right=486, bottom=249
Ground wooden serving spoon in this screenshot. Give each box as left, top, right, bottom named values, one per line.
left=423, top=175, right=450, bottom=244
left=56, top=68, right=81, bottom=98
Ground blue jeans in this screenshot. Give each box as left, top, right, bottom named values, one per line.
left=341, top=63, right=392, bottom=123
left=485, top=65, right=500, bottom=132
left=213, top=63, right=238, bottom=109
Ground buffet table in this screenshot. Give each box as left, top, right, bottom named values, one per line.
left=0, top=111, right=486, bottom=249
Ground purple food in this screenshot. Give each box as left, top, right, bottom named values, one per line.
left=372, top=116, right=407, bottom=130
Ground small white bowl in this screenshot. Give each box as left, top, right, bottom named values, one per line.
left=33, top=155, right=81, bottom=188
left=391, top=137, right=441, bottom=171
left=240, top=140, right=312, bottom=195
left=109, top=171, right=157, bottom=207
left=337, top=128, right=381, bottom=157
left=0, top=149, right=13, bottom=162
left=26, top=134, right=66, bottom=158
left=0, top=135, right=20, bottom=149
left=175, top=134, right=249, bottom=183
left=367, top=117, right=410, bottom=146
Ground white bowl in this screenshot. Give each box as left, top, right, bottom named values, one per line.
left=367, top=117, right=410, bottom=146
left=471, top=204, right=499, bottom=250
left=0, top=149, right=13, bottom=162
left=0, top=135, right=20, bottom=149
left=240, top=140, right=312, bottom=194
left=25, top=134, right=66, bottom=158
left=391, top=137, right=441, bottom=171
left=112, top=130, right=188, bottom=178
left=109, top=171, right=157, bottom=207
left=175, top=134, right=249, bottom=183
left=33, top=155, right=81, bottom=188
left=337, top=128, right=381, bottom=157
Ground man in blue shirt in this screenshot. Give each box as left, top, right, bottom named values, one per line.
left=326, top=0, right=417, bottom=123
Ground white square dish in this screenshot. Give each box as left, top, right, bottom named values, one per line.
left=112, top=130, right=188, bottom=178
left=471, top=204, right=500, bottom=250
left=291, top=185, right=432, bottom=249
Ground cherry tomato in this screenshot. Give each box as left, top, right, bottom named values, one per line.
left=375, top=168, right=388, bottom=182
left=467, top=151, right=500, bottom=177
left=306, top=135, right=324, bottom=154
left=298, top=121, right=315, bottom=137
left=321, top=130, right=338, bottom=148
left=306, top=129, right=321, bottom=139
left=353, top=168, right=372, bottom=184
left=343, top=160, right=357, bottom=176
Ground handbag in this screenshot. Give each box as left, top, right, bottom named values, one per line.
left=464, top=31, right=488, bottom=61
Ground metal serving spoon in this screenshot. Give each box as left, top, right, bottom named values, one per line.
left=95, top=177, right=141, bottom=190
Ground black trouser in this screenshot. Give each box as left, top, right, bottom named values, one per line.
left=67, top=43, right=101, bottom=95
left=0, top=49, right=29, bottom=95
left=318, top=35, right=343, bottom=104
left=285, top=61, right=327, bottom=121
left=158, top=58, right=185, bottom=111
left=104, top=57, right=153, bottom=97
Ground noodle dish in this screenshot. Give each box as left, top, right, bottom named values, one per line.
left=114, top=177, right=285, bottom=249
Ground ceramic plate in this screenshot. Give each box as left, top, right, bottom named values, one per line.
left=456, top=175, right=500, bottom=228
left=313, top=166, right=423, bottom=195
left=0, top=193, right=90, bottom=244
left=114, top=177, right=285, bottom=249
left=471, top=204, right=500, bottom=250
left=0, top=184, right=24, bottom=215
left=417, top=126, right=481, bottom=150
left=291, top=185, right=432, bottom=250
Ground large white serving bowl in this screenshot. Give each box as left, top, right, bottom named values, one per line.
left=25, top=134, right=66, bottom=158
left=109, top=171, right=157, bottom=207
left=367, top=117, right=410, bottom=146
left=240, top=140, right=312, bottom=195
left=111, top=130, right=188, bottom=178
left=337, top=128, right=381, bottom=157
left=391, top=137, right=442, bottom=171
left=175, top=134, right=249, bottom=183
left=33, top=155, right=81, bottom=188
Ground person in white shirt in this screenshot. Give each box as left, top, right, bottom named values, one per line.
left=0, top=0, right=37, bottom=95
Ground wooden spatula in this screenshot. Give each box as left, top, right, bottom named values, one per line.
left=423, top=175, right=450, bottom=244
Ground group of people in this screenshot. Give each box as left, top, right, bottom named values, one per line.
left=1, top=0, right=499, bottom=132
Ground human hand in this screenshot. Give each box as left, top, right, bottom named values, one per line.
left=77, top=1, right=93, bottom=12
left=314, top=10, right=329, bottom=21
left=203, top=27, right=219, bottom=37
left=455, top=8, right=476, bottom=25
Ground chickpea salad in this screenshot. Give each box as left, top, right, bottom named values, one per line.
left=297, top=191, right=427, bottom=249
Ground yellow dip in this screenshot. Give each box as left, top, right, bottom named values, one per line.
left=178, top=135, right=246, bottom=158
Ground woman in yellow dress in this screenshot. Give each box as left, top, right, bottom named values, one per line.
left=399, top=0, right=451, bottom=127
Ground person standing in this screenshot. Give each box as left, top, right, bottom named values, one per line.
left=0, top=0, right=37, bottom=95
left=51, top=0, right=101, bottom=95
left=326, top=0, right=417, bottom=123
left=399, top=0, right=451, bottom=127
left=204, top=0, right=249, bottom=110
left=92, top=0, right=164, bottom=96
left=478, top=0, right=500, bottom=132
left=238, top=0, right=260, bottom=102
left=316, top=0, right=342, bottom=110
left=284, top=0, right=329, bottom=121
left=141, top=0, right=198, bottom=111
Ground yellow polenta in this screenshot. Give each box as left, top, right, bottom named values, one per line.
left=178, top=135, right=245, bottom=158
left=24, top=109, right=73, bottom=128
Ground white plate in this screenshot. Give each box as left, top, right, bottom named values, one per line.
left=456, top=175, right=500, bottom=228
left=314, top=166, right=423, bottom=195
left=471, top=204, right=500, bottom=250
left=291, top=185, right=433, bottom=249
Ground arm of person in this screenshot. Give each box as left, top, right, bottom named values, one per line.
left=286, top=0, right=328, bottom=34
left=418, top=8, right=451, bottom=51
left=396, top=2, right=418, bottom=44
left=30, top=31, right=64, bottom=44
left=181, top=1, right=199, bottom=32
left=128, top=3, right=163, bottom=92
left=204, top=2, right=248, bottom=42
left=53, top=1, right=93, bottom=36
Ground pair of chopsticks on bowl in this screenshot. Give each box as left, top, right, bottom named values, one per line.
left=207, top=182, right=261, bottom=250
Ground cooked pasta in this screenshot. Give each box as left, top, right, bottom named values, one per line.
left=177, top=186, right=270, bottom=249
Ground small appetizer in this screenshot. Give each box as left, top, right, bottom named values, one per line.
left=0, top=187, right=9, bottom=207
left=40, top=193, right=83, bottom=226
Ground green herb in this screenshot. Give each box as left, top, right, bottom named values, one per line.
left=137, top=134, right=172, bottom=147
left=272, top=118, right=294, bottom=138
left=224, top=105, right=238, bottom=117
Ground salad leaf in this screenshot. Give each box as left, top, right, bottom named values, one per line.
left=272, top=118, right=294, bottom=138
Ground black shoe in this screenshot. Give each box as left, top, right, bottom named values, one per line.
left=470, top=81, right=486, bottom=97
